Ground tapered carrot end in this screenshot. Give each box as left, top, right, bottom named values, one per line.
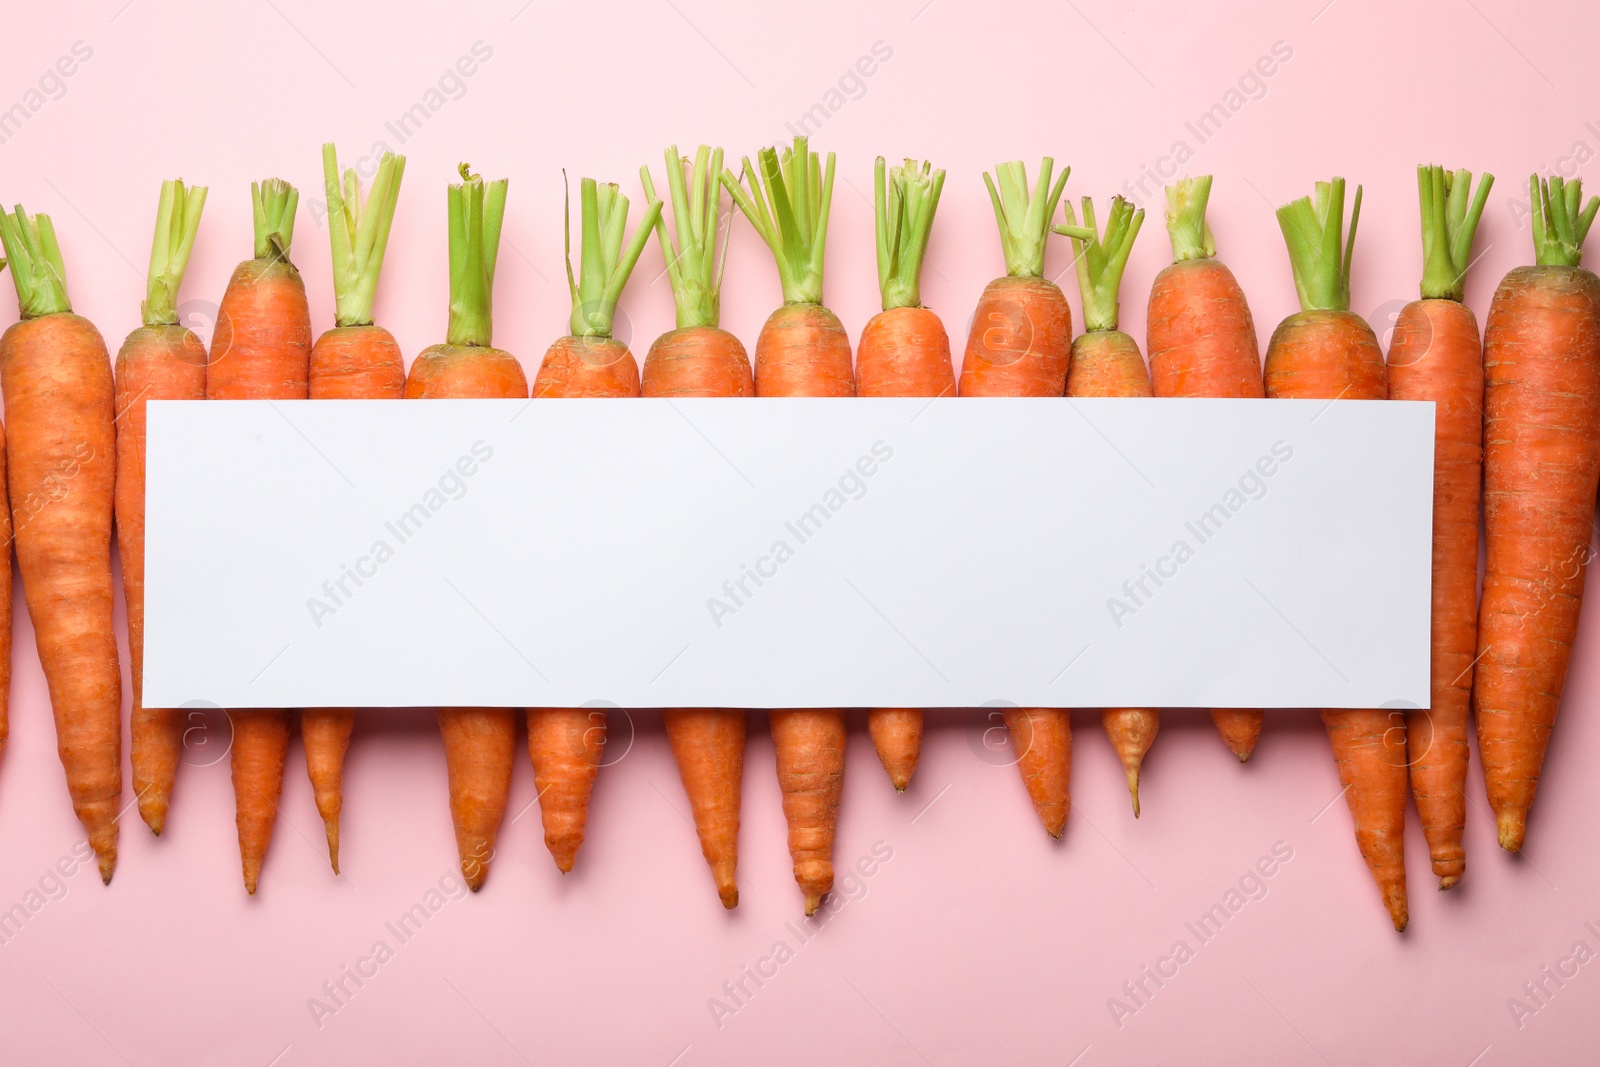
left=718, top=882, right=739, bottom=909
left=243, top=871, right=259, bottom=896
left=1496, top=810, right=1526, bottom=853
left=552, top=852, right=576, bottom=875
left=1125, top=767, right=1142, bottom=818
left=98, top=852, right=115, bottom=886
left=139, top=794, right=170, bottom=837
left=1384, top=885, right=1408, bottom=932
left=462, top=861, right=488, bottom=892
left=1211, top=709, right=1261, bottom=762
left=326, top=831, right=341, bottom=876
left=1438, top=875, right=1460, bottom=891
left=804, top=892, right=823, bottom=916
left=1234, top=749, right=1252, bottom=764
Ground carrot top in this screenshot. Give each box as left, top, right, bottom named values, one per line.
left=564, top=174, right=661, bottom=339
left=324, top=144, right=406, bottom=328
left=1054, top=195, right=1143, bottom=332
left=252, top=177, right=299, bottom=262
left=141, top=179, right=207, bottom=326
left=721, top=136, right=836, bottom=306
left=1417, top=165, right=1492, bottom=301
left=981, top=157, right=1070, bottom=279
left=1275, top=177, right=1362, bottom=313
left=1529, top=174, right=1599, bottom=268
left=0, top=205, right=72, bottom=318
left=875, top=157, right=945, bottom=311
left=1163, top=175, right=1216, bottom=263
left=445, top=163, right=508, bottom=349
left=642, top=145, right=731, bottom=330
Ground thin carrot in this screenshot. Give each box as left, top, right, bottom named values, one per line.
left=302, top=145, right=407, bottom=874
left=1146, top=176, right=1267, bottom=761
left=641, top=145, right=750, bottom=907
left=857, top=157, right=950, bottom=791
left=1388, top=164, right=1492, bottom=888
left=116, top=179, right=208, bottom=836
left=723, top=136, right=850, bottom=913
left=1268, top=178, right=1406, bottom=931
left=1476, top=175, right=1600, bottom=853
left=404, top=164, right=524, bottom=891
left=0, top=206, right=122, bottom=882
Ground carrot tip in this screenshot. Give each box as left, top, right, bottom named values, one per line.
left=1437, top=875, right=1460, bottom=891
left=97, top=854, right=116, bottom=885
left=1126, top=768, right=1142, bottom=818
left=719, top=886, right=739, bottom=909
left=1496, top=810, right=1526, bottom=852
left=804, top=892, right=823, bottom=916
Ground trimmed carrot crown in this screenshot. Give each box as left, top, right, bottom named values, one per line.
left=1417, top=165, right=1492, bottom=301
left=142, top=180, right=207, bottom=326
left=721, top=136, right=836, bottom=306
left=0, top=205, right=72, bottom=318
left=564, top=173, right=662, bottom=339
left=324, top=143, right=406, bottom=328
left=252, top=178, right=299, bottom=262
left=1054, top=195, right=1144, bottom=333
left=1275, top=177, right=1361, bottom=313
left=642, top=145, right=731, bottom=331
left=875, top=157, right=945, bottom=311
left=1163, top=176, right=1216, bottom=263
left=981, top=157, right=1070, bottom=279
left=1529, top=174, right=1599, bottom=269
left=445, top=163, right=508, bottom=349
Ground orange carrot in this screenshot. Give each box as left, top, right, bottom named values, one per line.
left=206, top=178, right=309, bottom=894
left=302, top=145, right=407, bottom=873
left=116, top=179, right=209, bottom=836
left=723, top=136, right=850, bottom=912
left=1476, top=175, right=1600, bottom=853
left=1145, top=176, right=1267, bottom=761
left=1268, top=178, right=1406, bottom=931
left=1004, top=707, right=1070, bottom=838
left=404, top=164, right=524, bottom=891
left=0, top=207, right=121, bottom=882
left=1388, top=164, right=1492, bottom=888
left=857, top=157, right=951, bottom=791
left=641, top=145, right=751, bottom=906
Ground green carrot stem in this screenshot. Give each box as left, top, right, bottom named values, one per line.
left=252, top=177, right=299, bottom=262
left=563, top=173, right=663, bottom=338
left=445, top=163, right=508, bottom=349
left=981, top=157, right=1070, bottom=279
left=721, top=135, right=836, bottom=306
left=0, top=205, right=72, bottom=318
left=1530, top=174, right=1600, bottom=268
left=142, top=179, right=208, bottom=326
left=1053, top=195, right=1144, bottom=333
left=1416, top=165, right=1492, bottom=301
left=1164, top=176, right=1216, bottom=263
left=642, top=145, right=730, bottom=329
left=324, top=144, right=406, bottom=328
left=875, top=157, right=945, bottom=311
left=1275, top=177, right=1362, bottom=313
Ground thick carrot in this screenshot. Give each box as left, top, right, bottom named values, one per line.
left=857, top=157, right=951, bottom=791
left=1056, top=195, right=1159, bottom=816
left=1004, top=708, right=1070, bottom=838
left=116, top=179, right=208, bottom=836
left=1146, top=176, right=1267, bottom=761
left=1268, top=178, right=1406, bottom=931
left=0, top=208, right=120, bottom=882
left=405, top=164, right=524, bottom=891
left=958, top=158, right=1073, bottom=398
left=302, top=145, right=407, bottom=873
left=206, top=178, right=309, bottom=894
left=1388, top=165, right=1492, bottom=888
left=1477, top=175, right=1600, bottom=853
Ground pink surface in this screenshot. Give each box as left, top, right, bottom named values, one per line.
left=1, top=0, right=1598, bottom=1063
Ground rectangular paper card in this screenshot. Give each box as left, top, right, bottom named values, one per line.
left=141, top=397, right=1434, bottom=711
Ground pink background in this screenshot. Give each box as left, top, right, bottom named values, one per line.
left=2, top=0, right=1598, bottom=1062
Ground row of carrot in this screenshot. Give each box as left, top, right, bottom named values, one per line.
left=1, top=138, right=1596, bottom=933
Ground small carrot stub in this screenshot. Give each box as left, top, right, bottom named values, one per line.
left=1005, top=708, right=1070, bottom=839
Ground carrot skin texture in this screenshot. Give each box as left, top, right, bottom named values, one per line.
left=769, top=709, right=845, bottom=914
left=300, top=708, right=354, bottom=873
left=533, top=335, right=641, bottom=398
left=1476, top=265, right=1600, bottom=852
left=1004, top=708, right=1070, bottom=838
left=115, top=323, right=207, bottom=835
left=640, top=327, right=752, bottom=398
left=958, top=276, right=1073, bottom=397
left=754, top=304, right=854, bottom=398
left=866, top=709, right=923, bottom=793
left=1102, top=709, right=1157, bottom=817
left=406, top=344, right=527, bottom=401
left=1388, top=298, right=1482, bottom=887
left=1210, top=711, right=1262, bottom=762
left=207, top=258, right=311, bottom=400
left=230, top=708, right=289, bottom=894
left=526, top=708, right=602, bottom=873
left=2, top=313, right=121, bottom=882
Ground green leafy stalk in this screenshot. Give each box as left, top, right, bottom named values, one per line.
left=721, top=135, right=836, bottom=306
left=325, top=143, right=406, bottom=328
left=142, top=179, right=207, bottom=326
left=1275, top=177, right=1362, bottom=313
left=0, top=205, right=71, bottom=318
left=1530, top=173, right=1600, bottom=268
left=875, top=157, right=945, bottom=311
left=1164, top=175, right=1216, bottom=263
left=252, top=177, right=299, bottom=261
left=1053, top=196, right=1144, bottom=332
left=564, top=174, right=663, bottom=338
left=642, top=145, right=731, bottom=330
left=445, top=163, right=508, bottom=349
left=1416, top=165, right=1493, bottom=301
left=981, top=157, right=1070, bottom=279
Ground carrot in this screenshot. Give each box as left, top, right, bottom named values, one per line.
left=206, top=178, right=309, bottom=894
left=0, top=207, right=120, bottom=882
left=1054, top=195, right=1159, bottom=816
left=723, top=136, right=850, bottom=912
left=404, top=164, right=524, bottom=891
left=640, top=145, right=751, bottom=906
left=1476, top=175, right=1600, bottom=854
left=1146, top=176, right=1267, bottom=761
left=958, top=158, right=1073, bottom=398
left=1004, top=708, right=1071, bottom=838
left=116, top=179, right=208, bottom=836
left=857, top=157, right=950, bottom=791
left=1267, top=178, right=1406, bottom=931
left=1388, top=164, right=1492, bottom=888
left=302, top=145, right=407, bottom=874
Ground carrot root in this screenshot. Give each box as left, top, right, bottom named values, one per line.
left=664, top=708, right=745, bottom=908
left=770, top=709, right=845, bottom=914
left=301, top=708, right=354, bottom=873
left=1211, top=709, right=1263, bottom=762
left=867, top=708, right=923, bottom=793
left=231, top=709, right=290, bottom=895
left=1101, top=708, right=1156, bottom=817
left=438, top=707, right=515, bottom=890
left=526, top=707, right=603, bottom=873
left=1005, top=708, right=1070, bottom=838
